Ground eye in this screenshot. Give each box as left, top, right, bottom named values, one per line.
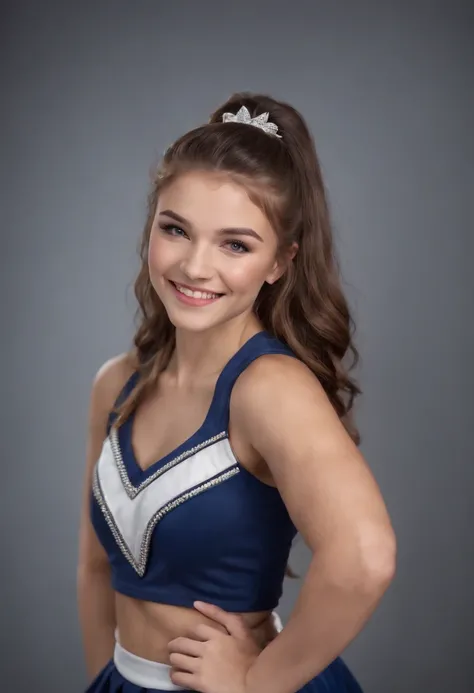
left=226, top=240, right=250, bottom=254
left=159, top=223, right=187, bottom=238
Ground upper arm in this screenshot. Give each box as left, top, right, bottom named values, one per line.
left=232, top=355, right=395, bottom=560
left=77, top=353, right=136, bottom=572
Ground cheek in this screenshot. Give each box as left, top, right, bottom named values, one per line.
left=224, top=255, right=273, bottom=291
left=148, top=233, right=172, bottom=274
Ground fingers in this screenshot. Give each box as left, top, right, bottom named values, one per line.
left=170, top=669, right=196, bottom=689
left=169, top=651, right=199, bottom=673
left=168, top=636, right=205, bottom=657
left=193, top=601, right=248, bottom=637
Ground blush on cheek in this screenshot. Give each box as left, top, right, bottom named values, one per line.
left=148, top=234, right=172, bottom=278
left=147, top=232, right=161, bottom=265
left=226, top=262, right=270, bottom=294
left=147, top=242, right=167, bottom=294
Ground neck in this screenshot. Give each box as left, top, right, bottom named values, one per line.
left=169, top=315, right=262, bottom=387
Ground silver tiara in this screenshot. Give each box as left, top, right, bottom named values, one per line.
left=221, top=105, right=282, bottom=139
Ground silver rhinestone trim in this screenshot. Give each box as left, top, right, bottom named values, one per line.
left=92, top=465, right=137, bottom=569
left=109, top=428, right=228, bottom=499
left=92, top=463, right=240, bottom=577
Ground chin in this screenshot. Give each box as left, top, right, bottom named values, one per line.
left=164, top=307, right=222, bottom=333
left=165, top=301, right=254, bottom=335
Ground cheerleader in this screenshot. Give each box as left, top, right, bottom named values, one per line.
left=78, top=92, right=396, bottom=693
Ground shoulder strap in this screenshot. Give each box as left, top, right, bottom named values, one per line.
left=206, top=331, right=299, bottom=432
left=106, top=370, right=140, bottom=433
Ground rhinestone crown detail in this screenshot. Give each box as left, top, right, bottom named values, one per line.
left=222, top=105, right=282, bottom=139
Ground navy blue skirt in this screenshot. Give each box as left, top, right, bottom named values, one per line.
left=85, top=655, right=363, bottom=693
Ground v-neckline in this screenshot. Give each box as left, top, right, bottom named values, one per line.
left=117, top=331, right=267, bottom=485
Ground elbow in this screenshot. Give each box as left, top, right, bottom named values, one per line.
left=358, top=525, right=397, bottom=595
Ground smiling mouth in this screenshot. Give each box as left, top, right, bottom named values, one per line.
left=169, top=281, right=224, bottom=300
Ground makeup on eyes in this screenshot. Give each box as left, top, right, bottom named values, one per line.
left=158, top=222, right=251, bottom=254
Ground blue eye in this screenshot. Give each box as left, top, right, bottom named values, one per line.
left=227, top=240, right=249, bottom=254
left=159, top=223, right=249, bottom=254
left=160, top=223, right=186, bottom=237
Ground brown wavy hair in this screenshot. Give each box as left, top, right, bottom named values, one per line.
left=116, top=91, right=361, bottom=437
left=115, top=91, right=362, bottom=575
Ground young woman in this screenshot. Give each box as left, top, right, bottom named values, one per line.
left=78, top=92, right=396, bottom=693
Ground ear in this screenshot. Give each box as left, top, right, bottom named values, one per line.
left=265, top=242, right=299, bottom=285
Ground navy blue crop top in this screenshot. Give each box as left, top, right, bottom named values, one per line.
left=90, top=331, right=299, bottom=612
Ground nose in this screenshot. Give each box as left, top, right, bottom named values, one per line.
left=179, top=244, right=214, bottom=281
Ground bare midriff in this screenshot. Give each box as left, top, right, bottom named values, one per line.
left=115, top=593, right=276, bottom=664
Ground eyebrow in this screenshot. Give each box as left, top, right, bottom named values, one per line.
left=159, top=209, right=264, bottom=242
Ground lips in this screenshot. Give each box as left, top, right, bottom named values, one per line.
left=169, top=281, right=224, bottom=298
left=168, top=280, right=224, bottom=306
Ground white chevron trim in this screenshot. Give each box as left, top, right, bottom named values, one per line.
left=93, top=437, right=239, bottom=576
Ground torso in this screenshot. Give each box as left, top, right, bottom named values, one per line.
left=116, top=596, right=275, bottom=663
left=111, top=359, right=278, bottom=662
left=130, top=369, right=277, bottom=485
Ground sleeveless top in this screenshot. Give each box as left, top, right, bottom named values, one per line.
left=90, top=331, right=299, bottom=612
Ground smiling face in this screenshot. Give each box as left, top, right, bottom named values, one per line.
left=148, top=170, right=287, bottom=333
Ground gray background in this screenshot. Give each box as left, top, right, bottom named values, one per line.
left=2, top=1, right=473, bottom=691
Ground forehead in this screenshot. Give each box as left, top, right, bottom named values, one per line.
left=157, top=171, right=272, bottom=233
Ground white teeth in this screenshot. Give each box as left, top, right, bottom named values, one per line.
left=174, top=283, right=220, bottom=300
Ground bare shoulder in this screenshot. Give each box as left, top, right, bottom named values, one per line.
left=231, top=351, right=344, bottom=462
left=233, top=352, right=331, bottom=420
left=89, top=352, right=137, bottom=427
left=231, top=353, right=392, bottom=553
left=78, top=352, right=138, bottom=570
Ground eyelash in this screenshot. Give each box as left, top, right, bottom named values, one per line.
left=159, top=223, right=250, bottom=254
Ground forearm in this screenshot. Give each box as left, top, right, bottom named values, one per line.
left=77, top=565, right=116, bottom=680
left=246, top=544, right=395, bottom=693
